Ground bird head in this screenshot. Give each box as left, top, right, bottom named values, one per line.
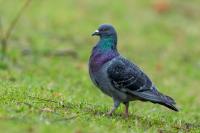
left=92, top=24, right=117, bottom=38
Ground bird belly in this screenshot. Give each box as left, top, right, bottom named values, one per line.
left=90, top=60, right=129, bottom=102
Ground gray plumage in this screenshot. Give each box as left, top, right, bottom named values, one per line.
left=89, top=24, right=178, bottom=116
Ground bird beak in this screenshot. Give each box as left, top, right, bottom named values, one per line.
left=92, top=30, right=100, bottom=36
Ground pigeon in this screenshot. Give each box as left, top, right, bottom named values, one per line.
left=89, top=24, right=178, bottom=117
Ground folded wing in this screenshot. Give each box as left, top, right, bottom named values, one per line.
left=107, top=57, right=178, bottom=111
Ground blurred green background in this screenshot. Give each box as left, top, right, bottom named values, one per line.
left=0, top=0, right=200, bottom=132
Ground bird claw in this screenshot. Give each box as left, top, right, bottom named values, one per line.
left=123, top=113, right=129, bottom=118
left=106, top=111, right=113, bottom=116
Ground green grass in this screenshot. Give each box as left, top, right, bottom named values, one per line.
left=0, top=0, right=200, bottom=132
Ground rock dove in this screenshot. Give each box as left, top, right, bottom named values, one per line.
left=89, top=24, right=178, bottom=117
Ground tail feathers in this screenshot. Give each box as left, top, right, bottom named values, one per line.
left=157, top=100, right=179, bottom=111
left=150, top=86, right=178, bottom=111
left=128, top=87, right=179, bottom=112
left=153, top=92, right=179, bottom=111
left=165, top=95, right=176, bottom=104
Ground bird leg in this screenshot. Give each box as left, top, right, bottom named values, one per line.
left=107, top=100, right=120, bottom=116
left=123, top=102, right=129, bottom=118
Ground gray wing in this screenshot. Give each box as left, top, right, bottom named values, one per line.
left=107, top=57, right=167, bottom=102
left=107, top=57, right=152, bottom=90
left=107, top=57, right=178, bottom=111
